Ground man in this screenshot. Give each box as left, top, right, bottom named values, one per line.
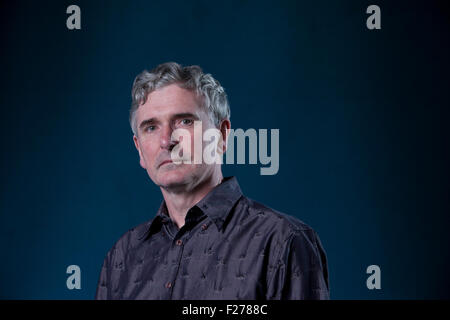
left=95, top=62, right=330, bottom=300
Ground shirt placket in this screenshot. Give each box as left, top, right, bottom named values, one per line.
left=160, top=222, right=188, bottom=299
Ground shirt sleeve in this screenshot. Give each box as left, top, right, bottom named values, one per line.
left=266, top=229, right=330, bottom=300
left=94, top=249, right=112, bottom=300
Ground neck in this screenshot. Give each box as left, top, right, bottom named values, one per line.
left=160, top=170, right=224, bottom=229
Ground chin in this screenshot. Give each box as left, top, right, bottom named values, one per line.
left=154, top=166, right=192, bottom=188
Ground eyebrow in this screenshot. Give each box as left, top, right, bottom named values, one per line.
left=138, top=112, right=200, bottom=130
left=139, top=118, right=157, bottom=130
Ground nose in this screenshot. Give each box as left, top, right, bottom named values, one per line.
left=160, top=124, right=177, bottom=150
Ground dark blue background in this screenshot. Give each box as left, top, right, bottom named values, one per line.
left=0, top=0, right=449, bottom=299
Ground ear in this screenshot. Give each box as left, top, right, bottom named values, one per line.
left=133, top=135, right=147, bottom=169
left=218, top=119, right=231, bottom=154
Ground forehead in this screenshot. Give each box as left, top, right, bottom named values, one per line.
left=137, top=84, right=203, bottom=119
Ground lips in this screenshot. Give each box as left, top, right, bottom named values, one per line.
left=159, top=159, right=173, bottom=168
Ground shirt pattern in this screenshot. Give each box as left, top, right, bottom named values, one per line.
left=95, top=176, right=330, bottom=300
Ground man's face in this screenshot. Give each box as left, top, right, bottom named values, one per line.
left=133, top=84, right=220, bottom=192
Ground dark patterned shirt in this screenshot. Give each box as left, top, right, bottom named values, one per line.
left=95, top=176, right=330, bottom=300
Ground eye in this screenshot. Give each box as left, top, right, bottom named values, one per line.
left=145, top=125, right=156, bottom=132
left=181, top=119, right=193, bottom=126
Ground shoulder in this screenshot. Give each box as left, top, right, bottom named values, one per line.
left=238, top=196, right=325, bottom=257
left=103, top=218, right=155, bottom=261
left=241, top=196, right=318, bottom=236
left=239, top=196, right=327, bottom=268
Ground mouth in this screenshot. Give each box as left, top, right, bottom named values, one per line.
left=159, top=160, right=173, bottom=168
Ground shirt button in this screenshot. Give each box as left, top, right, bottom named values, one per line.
left=176, top=239, right=183, bottom=246
left=201, top=224, right=208, bottom=230
left=165, top=282, right=172, bottom=289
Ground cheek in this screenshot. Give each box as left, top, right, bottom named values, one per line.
left=175, top=129, right=197, bottom=160
left=140, top=143, right=158, bottom=163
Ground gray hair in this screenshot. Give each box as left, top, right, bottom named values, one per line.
left=130, top=62, right=230, bottom=135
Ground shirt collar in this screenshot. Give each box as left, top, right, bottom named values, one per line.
left=138, top=176, right=243, bottom=240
